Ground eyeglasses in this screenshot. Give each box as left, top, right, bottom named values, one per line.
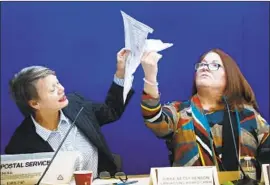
left=93, top=171, right=128, bottom=183
left=195, top=63, right=222, bottom=71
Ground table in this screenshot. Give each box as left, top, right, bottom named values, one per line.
left=70, top=174, right=150, bottom=185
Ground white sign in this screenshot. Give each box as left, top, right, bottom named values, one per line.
left=1, top=158, right=51, bottom=185
left=1, top=152, right=78, bottom=185
left=149, top=166, right=219, bottom=185
left=261, top=164, right=270, bottom=185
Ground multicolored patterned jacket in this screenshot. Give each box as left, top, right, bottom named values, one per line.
left=141, top=92, right=269, bottom=178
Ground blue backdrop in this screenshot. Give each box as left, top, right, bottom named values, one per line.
left=1, top=2, right=269, bottom=175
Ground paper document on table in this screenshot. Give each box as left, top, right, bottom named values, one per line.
left=120, top=11, right=173, bottom=103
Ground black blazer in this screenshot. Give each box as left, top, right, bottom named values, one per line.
left=5, top=82, right=134, bottom=174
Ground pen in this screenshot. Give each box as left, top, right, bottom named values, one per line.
left=99, top=180, right=139, bottom=185
left=113, top=180, right=139, bottom=185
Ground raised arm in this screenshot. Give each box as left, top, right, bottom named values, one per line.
left=91, top=80, right=134, bottom=126
left=141, top=92, right=180, bottom=138
left=140, top=51, right=179, bottom=138
left=94, top=48, right=134, bottom=126
left=79, top=48, right=134, bottom=126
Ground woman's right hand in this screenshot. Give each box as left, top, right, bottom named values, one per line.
left=141, top=51, right=162, bottom=84
left=141, top=51, right=162, bottom=98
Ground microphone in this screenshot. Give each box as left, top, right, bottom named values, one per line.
left=223, top=96, right=261, bottom=185
left=36, top=107, right=84, bottom=185
left=222, top=96, right=247, bottom=179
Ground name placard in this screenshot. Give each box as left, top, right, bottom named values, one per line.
left=261, top=164, right=270, bottom=185
left=149, top=166, right=219, bottom=185
left=0, top=151, right=78, bottom=185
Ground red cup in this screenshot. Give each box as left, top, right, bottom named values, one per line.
left=74, top=171, right=93, bottom=185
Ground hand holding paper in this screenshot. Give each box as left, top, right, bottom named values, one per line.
left=141, top=39, right=173, bottom=83
left=120, top=11, right=173, bottom=103
left=141, top=51, right=162, bottom=84
left=115, top=48, right=131, bottom=79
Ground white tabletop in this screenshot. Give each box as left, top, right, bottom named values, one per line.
left=70, top=177, right=150, bottom=185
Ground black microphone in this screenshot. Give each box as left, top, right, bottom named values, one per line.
left=222, top=96, right=260, bottom=185
left=222, top=96, right=247, bottom=179
left=36, top=107, right=84, bottom=185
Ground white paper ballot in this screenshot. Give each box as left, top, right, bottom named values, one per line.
left=144, top=39, right=173, bottom=52
left=143, top=39, right=173, bottom=62
left=121, top=11, right=153, bottom=103
left=120, top=11, right=173, bottom=103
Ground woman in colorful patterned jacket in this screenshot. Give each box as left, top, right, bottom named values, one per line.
left=140, top=49, right=269, bottom=180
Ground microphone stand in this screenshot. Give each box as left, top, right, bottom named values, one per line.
left=36, top=107, right=84, bottom=185
left=222, top=96, right=258, bottom=185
